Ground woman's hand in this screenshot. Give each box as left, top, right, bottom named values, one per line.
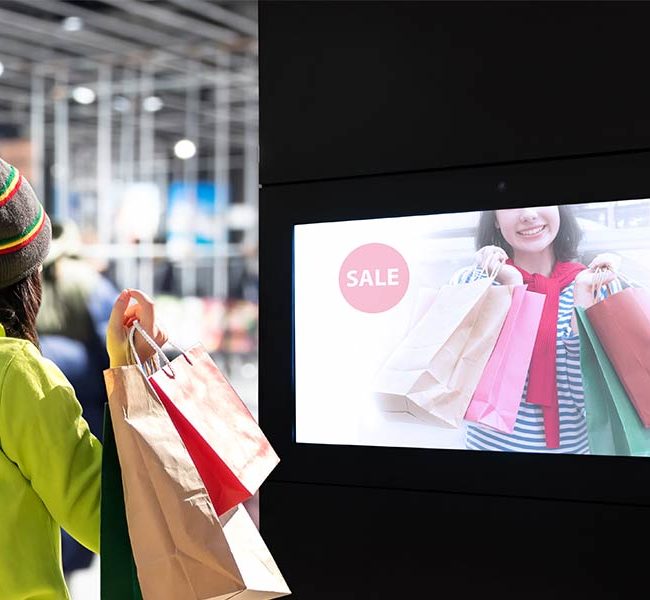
left=574, top=268, right=617, bottom=292
left=573, top=255, right=621, bottom=311
left=574, top=253, right=621, bottom=306
left=106, top=289, right=169, bottom=368
left=474, top=245, right=523, bottom=285
left=588, top=252, right=622, bottom=273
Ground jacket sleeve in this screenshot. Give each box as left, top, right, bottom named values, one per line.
left=0, top=342, right=101, bottom=553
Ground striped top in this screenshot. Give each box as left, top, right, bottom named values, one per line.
left=453, top=266, right=612, bottom=454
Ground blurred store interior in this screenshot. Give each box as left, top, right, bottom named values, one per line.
left=0, top=2, right=258, bottom=596
left=0, top=0, right=259, bottom=404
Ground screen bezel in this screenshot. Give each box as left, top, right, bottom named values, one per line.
left=259, top=151, right=650, bottom=507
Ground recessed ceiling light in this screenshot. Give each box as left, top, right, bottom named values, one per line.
left=142, top=96, right=163, bottom=112
left=112, top=96, right=131, bottom=112
left=72, top=86, right=96, bottom=105
left=174, top=139, right=197, bottom=160
left=62, top=16, right=83, bottom=32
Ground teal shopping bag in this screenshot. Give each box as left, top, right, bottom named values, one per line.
left=100, top=404, right=143, bottom=600
left=575, top=307, right=650, bottom=457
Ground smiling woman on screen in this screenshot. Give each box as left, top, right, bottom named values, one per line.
left=453, top=205, right=620, bottom=453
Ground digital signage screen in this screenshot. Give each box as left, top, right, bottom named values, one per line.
left=294, top=201, right=650, bottom=457
left=259, top=152, right=650, bottom=505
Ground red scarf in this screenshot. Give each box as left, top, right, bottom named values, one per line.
left=506, top=259, right=586, bottom=448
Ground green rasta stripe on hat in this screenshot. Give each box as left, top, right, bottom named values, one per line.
left=0, top=204, right=46, bottom=255
left=0, top=165, right=22, bottom=207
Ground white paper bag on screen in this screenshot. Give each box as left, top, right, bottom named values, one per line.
left=374, top=278, right=512, bottom=428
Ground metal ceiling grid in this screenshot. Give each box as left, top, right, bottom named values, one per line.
left=0, top=0, right=258, bottom=143
left=0, top=0, right=259, bottom=299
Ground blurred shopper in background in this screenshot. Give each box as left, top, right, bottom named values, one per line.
left=36, top=220, right=120, bottom=575
left=0, top=158, right=167, bottom=600
left=229, top=242, right=259, bottom=303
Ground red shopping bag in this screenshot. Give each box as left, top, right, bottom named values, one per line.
left=464, top=286, right=545, bottom=432
left=130, top=323, right=280, bottom=516
left=586, top=286, right=650, bottom=427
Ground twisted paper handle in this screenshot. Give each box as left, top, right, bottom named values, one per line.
left=590, top=266, right=633, bottom=304
left=474, top=259, right=503, bottom=283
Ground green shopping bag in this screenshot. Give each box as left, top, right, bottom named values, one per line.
left=100, top=404, right=143, bottom=600
left=575, top=307, right=650, bottom=457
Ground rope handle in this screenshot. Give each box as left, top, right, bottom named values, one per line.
left=128, top=321, right=195, bottom=379
left=589, top=266, right=642, bottom=304
left=473, top=259, right=503, bottom=283
left=590, top=267, right=613, bottom=303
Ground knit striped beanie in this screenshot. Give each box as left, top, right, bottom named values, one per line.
left=0, top=159, right=51, bottom=289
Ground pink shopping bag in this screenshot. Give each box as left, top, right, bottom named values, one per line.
left=464, top=286, right=545, bottom=432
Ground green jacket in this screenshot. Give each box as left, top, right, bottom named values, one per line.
left=0, top=324, right=101, bottom=599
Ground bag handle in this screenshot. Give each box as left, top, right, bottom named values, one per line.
left=473, top=260, right=503, bottom=283
left=589, top=271, right=597, bottom=303
left=128, top=321, right=175, bottom=377
left=590, top=267, right=639, bottom=304
left=128, top=321, right=196, bottom=379
left=591, top=267, right=612, bottom=303
left=124, top=323, right=167, bottom=411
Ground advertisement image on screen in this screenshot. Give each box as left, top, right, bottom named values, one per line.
left=294, top=200, right=650, bottom=456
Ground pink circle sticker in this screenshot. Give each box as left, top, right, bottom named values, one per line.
left=339, top=243, right=409, bottom=313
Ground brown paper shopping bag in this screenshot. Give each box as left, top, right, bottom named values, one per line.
left=104, top=365, right=290, bottom=600
left=374, top=276, right=513, bottom=427
left=130, top=321, right=279, bottom=517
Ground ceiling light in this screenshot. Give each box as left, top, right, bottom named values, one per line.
left=62, top=16, right=83, bottom=32
left=142, top=96, right=163, bottom=112
left=174, top=139, right=197, bottom=160
left=113, top=96, right=131, bottom=112
left=72, top=86, right=96, bottom=104
left=0, top=62, right=4, bottom=77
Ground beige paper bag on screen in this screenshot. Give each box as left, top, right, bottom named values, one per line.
left=104, top=365, right=291, bottom=600
left=375, top=280, right=513, bottom=427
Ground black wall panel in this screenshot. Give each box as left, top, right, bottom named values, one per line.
left=262, top=481, right=649, bottom=600
left=260, top=1, right=650, bottom=184
left=259, top=2, right=650, bottom=598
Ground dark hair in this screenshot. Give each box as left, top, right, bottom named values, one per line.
left=0, top=269, right=42, bottom=350
left=475, top=206, right=583, bottom=262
